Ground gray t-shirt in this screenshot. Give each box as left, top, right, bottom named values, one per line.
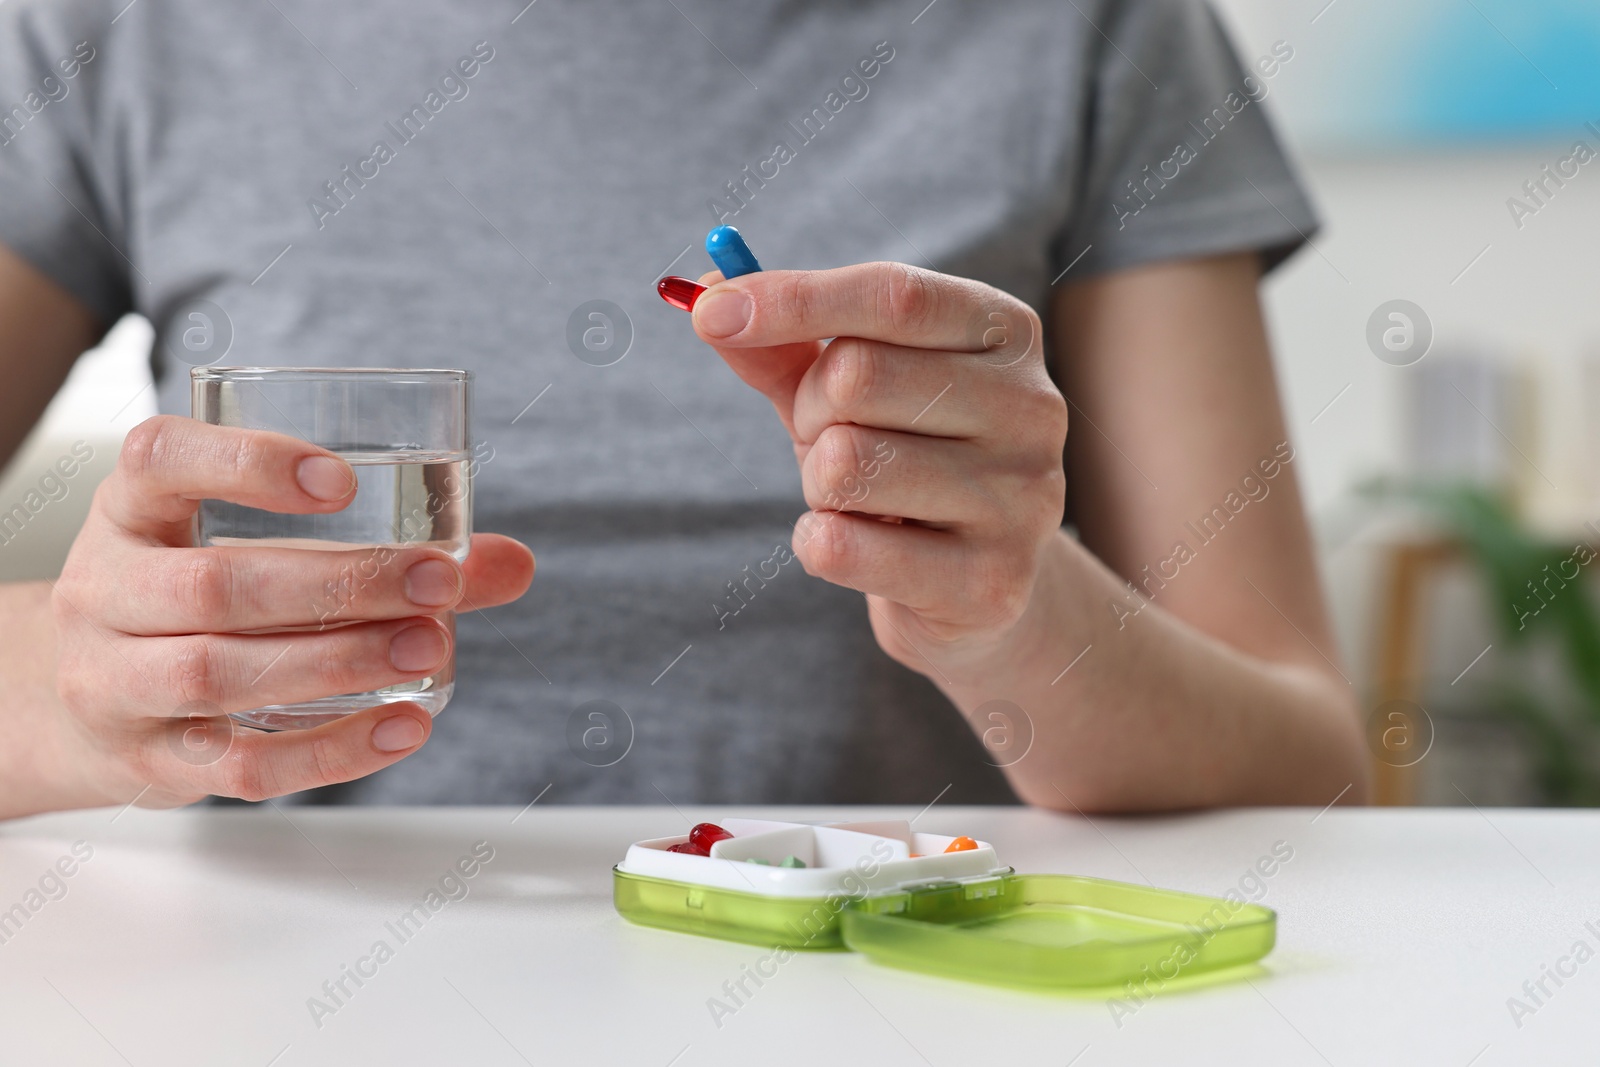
left=0, top=0, right=1315, bottom=806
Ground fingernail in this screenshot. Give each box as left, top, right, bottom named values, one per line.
left=371, top=714, right=426, bottom=752
left=694, top=289, right=752, bottom=338
left=297, top=455, right=355, bottom=501
left=390, top=624, right=449, bottom=672
left=405, top=559, right=462, bottom=606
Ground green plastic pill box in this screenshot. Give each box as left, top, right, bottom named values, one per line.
left=613, top=818, right=1275, bottom=990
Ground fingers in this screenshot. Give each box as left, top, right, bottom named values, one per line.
left=155, top=701, right=435, bottom=805
left=800, top=427, right=1003, bottom=526
left=791, top=336, right=1046, bottom=444
left=459, top=533, right=536, bottom=613
left=692, top=262, right=1028, bottom=353
left=793, top=510, right=1035, bottom=632
left=791, top=510, right=965, bottom=617
left=70, top=530, right=530, bottom=636
left=81, top=541, right=466, bottom=634
left=110, top=617, right=453, bottom=715
left=791, top=414, right=1066, bottom=632
left=101, top=416, right=356, bottom=541
left=691, top=270, right=820, bottom=438
left=689, top=265, right=1045, bottom=441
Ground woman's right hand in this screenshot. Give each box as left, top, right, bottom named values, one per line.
left=46, top=415, right=535, bottom=812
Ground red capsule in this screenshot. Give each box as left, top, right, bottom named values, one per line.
left=689, top=822, right=733, bottom=851
left=666, top=841, right=708, bottom=856
left=657, top=275, right=708, bottom=312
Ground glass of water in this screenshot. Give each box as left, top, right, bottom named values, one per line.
left=191, top=367, right=472, bottom=731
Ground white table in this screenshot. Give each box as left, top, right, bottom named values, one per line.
left=0, top=805, right=1589, bottom=1065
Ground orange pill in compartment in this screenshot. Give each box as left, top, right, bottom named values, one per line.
left=944, top=836, right=979, bottom=853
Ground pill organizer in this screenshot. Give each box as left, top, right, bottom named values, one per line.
left=613, top=818, right=1276, bottom=990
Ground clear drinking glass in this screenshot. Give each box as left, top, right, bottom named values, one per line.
left=191, top=367, right=472, bottom=731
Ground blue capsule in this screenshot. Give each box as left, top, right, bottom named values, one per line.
left=706, top=225, right=763, bottom=279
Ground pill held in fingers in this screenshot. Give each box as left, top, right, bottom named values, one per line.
left=656, top=276, right=707, bottom=311
left=656, top=225, right=764, bottom=312
left=705, top=225, right=762, bottom=279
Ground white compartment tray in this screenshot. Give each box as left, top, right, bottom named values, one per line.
left=617, top=818, right=1001, bottom=898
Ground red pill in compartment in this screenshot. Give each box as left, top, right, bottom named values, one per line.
left=657, top=275, right=708, bottom=312
left=689, top=822, right=733, bottom=852
left=666, top=841, right=708, bottom=856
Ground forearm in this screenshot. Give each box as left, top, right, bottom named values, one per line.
left=936, top=532, right=1370, bottom=812
left=0, top=581, right=109, bottom=818
left=0, top=242, right=102, bottom=471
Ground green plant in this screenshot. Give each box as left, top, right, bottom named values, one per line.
left=1360, top=480, right=1600, bottom=805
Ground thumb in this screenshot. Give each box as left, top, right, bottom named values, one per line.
left=691, top=270, right=819, bottom=441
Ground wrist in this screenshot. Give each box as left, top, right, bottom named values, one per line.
left=36, top=701, right=129, bottom=816
left=931, top=531, right=1098, bottom=701
left=0, top=582, right=123, bottom=819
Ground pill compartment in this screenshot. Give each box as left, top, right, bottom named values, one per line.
left=613, top=819, right=1000, bottom=949
left=613, top=818, right=1277, bottom=988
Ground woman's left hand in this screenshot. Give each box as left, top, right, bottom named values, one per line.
left=692, top=262, right=1070, bottom=677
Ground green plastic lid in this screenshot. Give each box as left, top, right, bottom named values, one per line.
left=842, top=872, right=1275, bottom=990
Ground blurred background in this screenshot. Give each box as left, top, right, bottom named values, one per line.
left=4, top=0, right=1598, bottom=806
